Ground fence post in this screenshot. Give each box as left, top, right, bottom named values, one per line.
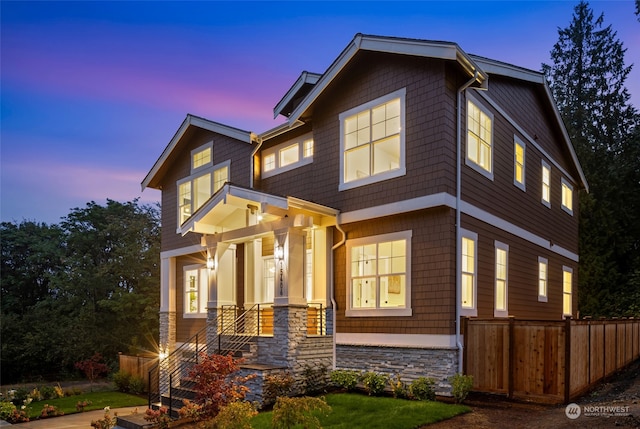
left=508, top=316, right=515, bottom=399
left=564, top=316, right=572, bottom=404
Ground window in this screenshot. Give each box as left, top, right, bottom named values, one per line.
left=563, top=266, right=573, bottom=316
left=177, top=160, right=230, bottom=226
left=262, top=257, right=275, bottom=303
left=339, top=88, right=406, bottom=190
left=538, top=257, right=548, bottom=302
left=561, top=178, right=573, bottom=215
left=184, top=265, right=208, bottom=317
left=514, top=137, right=526, bottom=190
left=192, top=145, right=212, bottom=170
left=460, top=230, right=478, bottom=316
left=494, top=242, right=508, bottom=317
left=541, top=160, right=551, bottom=207
left=262, top=133, right=313, bottom=178
left=466, top=98, right=493, bottom=179
left=305, top=249, right=313, bottom=300
left=346, top=230, right=412, bottom=317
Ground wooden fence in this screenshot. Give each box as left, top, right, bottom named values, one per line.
left=463, top=317, right=640, bottom=404
left=118, top=353, right=158, bottom=387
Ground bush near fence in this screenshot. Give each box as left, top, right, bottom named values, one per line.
left=463, top=317, right=640, bottom=404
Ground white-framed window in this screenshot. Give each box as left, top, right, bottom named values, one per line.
left=563, top=266, right=573, bottom=316
left=541, top=160, right=551, bottom=207
left=192, top=143, right=213, bottom=171
left=262, top=133, right=313, bottom=178
left=261, top=257, right=275, bottom=303
left=538, top=257, right=548, bottom=302
left=466, top=97, right=494, bottom=180
left=305, top=249, right=313, bottom=300
left=460, top=229, right=478, bottom=317
left=514, top=137, right=526, bottom=190
left=339, top=88, right=406, bottom=191
left=177, top=160, right=230, bottom=226
left=346, top=230, right=412, bottom=317
left=561, top=178, right=573, bottom=215
left=184, top=264, right=208, bottom=317
left=494, top=241, right=509, bottom=317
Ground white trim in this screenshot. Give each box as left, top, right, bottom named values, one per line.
left=469, top=55, right=546, bottom=84
left=465, top=94, right=494, bottom=180
left=345, top=230, right=412, bottom=317
left=494, top=241, right=509, bottom=318
left=541, top=160, right=551, bottom=208
left=339, top=88, right=406, bottom=191
left=341, top=193, right=456, bottom=224
left=538, top=256, right=548, bottom=302
left=336, top=333, right=457, bottom=349
left=182, top=263, right=208, bottom=318
left=561, top=178, right=574, bottom=216
left=161, top=244, right=204, bottom=259
left=514, top=136, right=526, bottom=191
left=460, top=229, right=478, bottom=317
left=273, top=71, right=321, bottom=119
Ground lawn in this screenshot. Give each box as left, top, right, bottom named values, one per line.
left=25, top=391, right=147, bottom=419
left=250, top=393, right=470, bottom=429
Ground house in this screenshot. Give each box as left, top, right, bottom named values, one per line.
left=141, top=34, right=587, bottom=399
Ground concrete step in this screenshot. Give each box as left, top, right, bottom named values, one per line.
left=115, top=412, right=156, bottom=429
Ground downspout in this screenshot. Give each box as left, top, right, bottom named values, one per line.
left=456, top=72, right=479, bottom=373
left=330, top=215, right=346, bottom=370
left=249, top=136, right=263, bottom=189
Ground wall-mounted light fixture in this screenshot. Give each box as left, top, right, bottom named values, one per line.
left=274, top=245, right=284, bottom=261
left=207, top=256, right=215, bottom=271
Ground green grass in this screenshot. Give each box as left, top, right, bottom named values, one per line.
left=250, top=393, right=470, bottom=429
left=25, top=391, right=147, bottom=419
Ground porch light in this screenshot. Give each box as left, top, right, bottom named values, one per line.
left=207, top=256, right=215, bottom=271
left=274, top=245, right=284, bottom=261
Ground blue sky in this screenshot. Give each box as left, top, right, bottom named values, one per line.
left=1, top=1, right=638, bottom=224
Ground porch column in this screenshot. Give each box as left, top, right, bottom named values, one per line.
left=159, top=256, right=176, bottom=355
left=273, top=228, right=307, bottom=307
left=205, top=241, right=230, bottom=347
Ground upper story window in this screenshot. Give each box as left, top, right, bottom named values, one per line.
left=262, top=133, right=313, bottom=178
left=184, top=264, right=207, bottom=317
left=346, top=230, right=412, bottom=317
left=339, top=88, right=406, bottom=191
left=192, top=144, right=212, bottom=171
left=466, top=97, right=493, bottom=180
left=561, top=178, right=574, bottom=215
left=541, top=160, right=551, bottom=208
left=178, top=160, right=230, bottom=226
left=460, top=229, right=478, bottom=317
left=514, top=137, right=526, bottom=191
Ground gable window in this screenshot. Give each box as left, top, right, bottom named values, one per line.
left=466, top=97, right=494, bottom=179
left=514, top=137, right=526, bottom=190
left=538, top=257, right=548, bottom=302
left=346, top=230, right=412, bottom=317
left=561, top=178, right=573, bottom=215
left=494, top=242, right=509, bottom=317
left=178, top=160, right=230, bottom=226
left=192, top=144, right=212, bottom=170
left=541, top=160, right=551, bottom=207
left=184, top=264, right=208, bottom=317
left=262, top=133, right=313, bottom=178
left=563, top=266, right=573, bottom=316
left=460, top=229, right=478, bottom=316
left=339, top=88, right=406, bottom=190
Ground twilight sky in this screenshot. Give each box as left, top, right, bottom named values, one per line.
left=1, top=1, right=638, bottom=225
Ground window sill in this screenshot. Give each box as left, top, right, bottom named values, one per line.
left=346, top=308, right=412, bottom=317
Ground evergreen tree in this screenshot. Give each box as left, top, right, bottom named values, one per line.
left=543, top=1, right=640, bottom=317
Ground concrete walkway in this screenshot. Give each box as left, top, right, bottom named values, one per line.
left=1, top=406, right=143, bottom=428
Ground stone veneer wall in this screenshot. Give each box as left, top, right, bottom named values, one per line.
left=159, top=311, right=176, bottom=353
left=336, top=345, right=458, bottom=395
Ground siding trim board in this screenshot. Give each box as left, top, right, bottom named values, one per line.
left=336, top=333, right=457, bottom=349
left=340, top=193, right=579, bottom=262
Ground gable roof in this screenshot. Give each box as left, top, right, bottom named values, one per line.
left=141, top=114, right=256, bottom=190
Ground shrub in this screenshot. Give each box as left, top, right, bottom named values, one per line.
left=40, top=404, right=64, bottom=418
left=54, top=383, right=65, bottom=399
left=145, top=406, right=171, bottom=429
left=209, top=401, right=257, bottom=429
left=75, top=353, right=109, bottom=385
left=271, top=396, right=331, bottom=429
left=9, top=387, right=30, bottom=407
left=76, top=399, right=92, bottom=412
left=113, top=370, right=132, bottom=392
left=188, top=352, right=256, bottom=419
left=90, top=407, right=117, bottom=429
left=449, top=373, right=474, bottom=404
left=0, top=401, right=29, bottom=423
left=39, top=385, right=57, bottom=400
left=129, top=375, right=146, bottom=395
left=390, top=374, right=408, bottom=399
left=263, top=372, right=295, bottom=405
left=409, top=377, right=436, bottom=401
left=361, top=372, right=388, bottom=396
left=179, top=399, right=204, bottom=422
left=329, top=369, right=360, bottom=391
